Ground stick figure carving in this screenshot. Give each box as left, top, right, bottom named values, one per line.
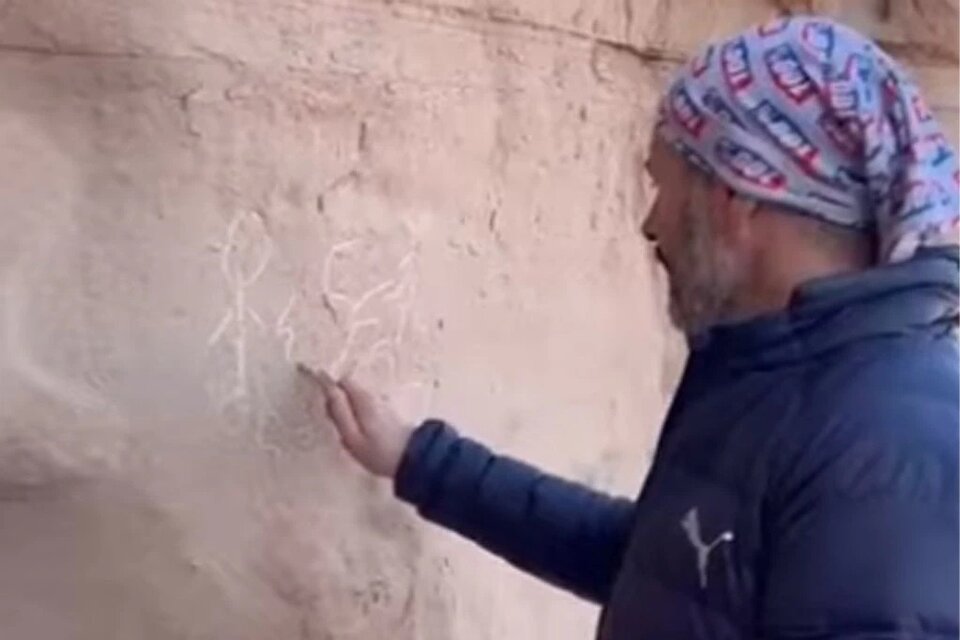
left=208, top=211, right=274, bottom=405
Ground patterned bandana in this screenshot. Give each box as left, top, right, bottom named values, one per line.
left=655, top=16, right=960, bottom=262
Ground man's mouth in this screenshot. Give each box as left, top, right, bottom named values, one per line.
left=655, top=248, right=671, bottom=272
left=654, top=248, right=680, bottom=295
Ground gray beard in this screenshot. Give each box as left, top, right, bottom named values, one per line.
left=666, top=206, right=744, bottom=335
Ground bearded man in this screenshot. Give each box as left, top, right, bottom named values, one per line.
left=308, top=16, right=960, bottom=640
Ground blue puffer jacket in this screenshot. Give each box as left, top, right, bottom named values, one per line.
left=394, top=249, right=959, bottom=640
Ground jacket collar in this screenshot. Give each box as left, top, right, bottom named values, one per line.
left=689, top=247, right=959, bottom=371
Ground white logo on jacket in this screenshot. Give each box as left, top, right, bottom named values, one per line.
left=680, top=507, right=735, bottom=589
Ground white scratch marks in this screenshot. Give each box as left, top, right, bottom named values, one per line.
left=1, top=264, right=108, bottom=412
left=320, top=241, right=420, bottom=381
left=275, top=294, right=298, bottom=364
left=208, top=211, right=274, bottom=405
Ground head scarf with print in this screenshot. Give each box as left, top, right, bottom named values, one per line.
left=656, top=16, right=959, bottom=262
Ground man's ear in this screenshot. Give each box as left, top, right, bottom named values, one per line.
left=711, top=183, right=760, bottom=245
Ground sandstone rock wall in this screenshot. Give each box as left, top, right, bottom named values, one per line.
left=1, top=1, right=956, bottom=638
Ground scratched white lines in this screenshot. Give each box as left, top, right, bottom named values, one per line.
left=275, top=294, right=298, bottom=364
left=207, top=211, right=274, bottom=406
left=1, top=269, right=108, bottom=412
left=0, top=227, right=113, bottom=414
left=321, top=240, right=359, bottom=321
left=321, top=241, right=419, bottom=381
left=205, top=214, right=429, bottom=430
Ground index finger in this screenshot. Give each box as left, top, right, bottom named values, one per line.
left=297, top=363, right=337, bottom=395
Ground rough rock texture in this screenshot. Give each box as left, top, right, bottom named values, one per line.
left=0, top=1, right=956, bottom=638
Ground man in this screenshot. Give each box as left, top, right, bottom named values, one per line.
left=305, top=17, right=960, bottom=639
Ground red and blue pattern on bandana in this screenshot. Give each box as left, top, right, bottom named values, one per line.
left=656, top=16, right=959, bottom=262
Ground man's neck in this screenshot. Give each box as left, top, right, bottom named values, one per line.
left=732, top=247, right=872, bottom=321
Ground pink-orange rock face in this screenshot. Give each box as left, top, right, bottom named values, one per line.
left=0, top=1, right=955, bottom=638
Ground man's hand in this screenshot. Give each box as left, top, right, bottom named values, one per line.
left=298, top=365, right=415, bottom=478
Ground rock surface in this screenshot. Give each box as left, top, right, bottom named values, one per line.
left=1, top=1, right=956, bottom=638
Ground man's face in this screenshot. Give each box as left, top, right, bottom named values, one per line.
left=641, top=138, right=746, bottom=335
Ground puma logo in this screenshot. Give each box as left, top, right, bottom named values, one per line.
left=680, top=507, right=734, bottom=589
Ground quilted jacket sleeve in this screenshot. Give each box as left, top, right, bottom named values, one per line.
left=394, top=419, right=636, bottom=604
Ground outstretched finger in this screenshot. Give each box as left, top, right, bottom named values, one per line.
left=325, top=383, right=366, bottom=448
left=316, top=369, right=340, bottom=397
left=297, top=363, right=336, bottom=395
left=339, top=377, right=379, bottom=434
left=298, top=364, right=364, bottom=446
